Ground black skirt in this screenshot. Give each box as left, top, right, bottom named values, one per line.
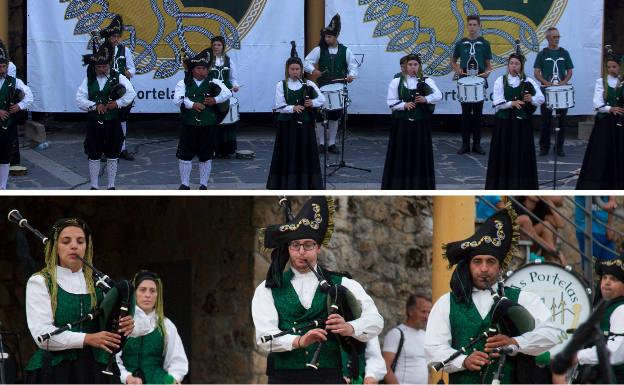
left=25, top=348, right=118, bottom=384
left=267, top=118, right=323, bottom=189
left=381, top=118, right=435, bottom=189
left=577, top=114, right=624, bottom=189
left=485, top=117, right=538, bottom=189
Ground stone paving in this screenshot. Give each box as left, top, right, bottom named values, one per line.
left=7, top=118, right=586, bottom=190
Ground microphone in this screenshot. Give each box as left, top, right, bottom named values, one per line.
left=491, top=345, right=518, bottom=356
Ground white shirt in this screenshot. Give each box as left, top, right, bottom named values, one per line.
left=75, top=72, right=136, bottom=111
left=172, top=77, right=232, bottom=109
left=8, top=61, right=16, bottom=78
left=383, top=324, right=428, bottom=384
left=212, top=55, right=239, bottom=88
left=387, top=76, right=442, bottom=111
left=593, top=75, right=620, bottom=113
left=113, top=46, right=136, bottom=78
left=0, top=75, right=33, bottom=111
left=424, top=284, right=563, bottom=373
left=365, top=336, right=387, bottom=381
left=274, top=78, right=325, bottom=114
left=492, top=75, right=545, bottom=111
left=116, top=306, right=189, bottom=384
left=252, top=265, right=384, bottom=352
left=26, top=265, right=150, bottom=351
left=304, top=45, right=358, bottom=78
left=577, top=304, right=624, bottom=365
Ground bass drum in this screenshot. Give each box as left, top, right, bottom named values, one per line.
left=504, top=261, right=592, bottom=356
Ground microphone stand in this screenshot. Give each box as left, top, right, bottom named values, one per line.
left=0, top=321, right=6, bottom=385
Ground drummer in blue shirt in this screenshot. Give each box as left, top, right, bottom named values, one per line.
left=451, top=15, right=492, bottom=156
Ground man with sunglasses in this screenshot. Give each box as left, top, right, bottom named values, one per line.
left=252, top=197, right=383, bottom=384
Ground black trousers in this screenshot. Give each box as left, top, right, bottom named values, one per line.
left=460, top=101, right=484, bottom=146
left=0, top=122, right=16, bottom=164
left=84, top=119, right=124, bottom=160
left=176, top=124, right=217, bottom=162
left=539, top=104, right=568, bottom=150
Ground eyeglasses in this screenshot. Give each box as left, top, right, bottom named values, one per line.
left=288, top=241, right=317, bottom=251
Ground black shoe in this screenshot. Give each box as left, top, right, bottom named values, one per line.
left=328, top=144, right=340, bottom=154
left=539, top=148, right=549, bottom=156
left=90, top=187, right=98, bottom=190
left=556, top=148, right=566, bottom=157
left=199, top=185, right=207, bottom=190
left=318, top=144, right=324, bottom=153
left=472, top=144, right=486, bottom=155
left=457, top=145, right=470, bottom=155
left=178, top=184, right=190, bottom=190
left=120, top=150, right=135, bottom=161
left=107, top=187, right=115, bottom=190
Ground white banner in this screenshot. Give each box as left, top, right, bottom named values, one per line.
left=325, top=0, right=603, bottom=115
left=27, top=0, right=304, bottom=113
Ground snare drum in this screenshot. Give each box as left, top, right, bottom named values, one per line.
left=319, top=83, right=344, bottom=111
left=220, top=97, right=240, bottom=125
left=545, top=85, right=575, bottom=109
left=457, top=76, right=485, bottom=103
left=505, top=261, right=591, bottom=356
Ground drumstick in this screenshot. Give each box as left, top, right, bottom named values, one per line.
left=569, top=303, right=582, bottom=330
left=477, top=68, right=495, bottom=77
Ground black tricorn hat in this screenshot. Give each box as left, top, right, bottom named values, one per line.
left=443, top=202, right=519, bottom=270
left=263, top=197, right=335, bottom=249
left=322, top=13, right=341, bottom=37
left=82, top=41, right=114, bottom=66
left=595, top=257, right=624, bottom=283
left=0, top=40, right=9, bottom=64
left=186, top=48, right=212, bottom=71
left=100, top=14, right=124, bottom=39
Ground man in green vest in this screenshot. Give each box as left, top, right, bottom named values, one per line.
left=533, top=27, right=574, bottom=157
left=554, top=256, right=624, bottom=383
left=76, top=41, right=135, bottom=190
left=252, top=197, right=383, bottom=384
left=452, top=15, right=492, bottom=156
left=304, top=14, right=358, bottom=154
left=424, top=204, right=562, bottom=384
left=101, top=14, right=137, bottom=161
left=0, top=39, right=33, bottom=190
left=173, top=49, right=231, bottom=190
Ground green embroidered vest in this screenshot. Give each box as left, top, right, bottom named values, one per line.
left=392, top=77, right=434, bottom=121
left=268, top=270, right=343, bottom=372
left=318, top=44, right=348, bottom=87
left=210, top=56, right=232, bottom=89
left=449, top=287, right=521, bottom=384
left=0, top=76, right=16, bottom=127
left=121, top=326, right=175, bottom=384
left=114, top=45, right=128, bottom=76
left=25, top=273, right=107, bottom=371
left=182, top=79, right=217, bottom=126
left=277, top=81, right=318, bottom=123
left=495, top=76, right=535, bottom=120
left=597, top=83, right=624, bottom=119
left=88, top=70, right=121, bottom=121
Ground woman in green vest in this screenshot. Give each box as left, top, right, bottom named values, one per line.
left=553, top=256, right=624, bottom=383
left=252, top=197, right=384, bottom=383
left=424, top=204, right=563, bottom=384
left=117, top=270, right=188, bottom=384
left=210, top=36, right=240, bottom=159
left=24, top=218, right=138, bottom=383
left=577, top=50, right=624, bottom=189
left=267, top=42, right=325, bottom=189
left=486, top=53, right=544, bottom=189
left=382, top=54, right=442, bottom=189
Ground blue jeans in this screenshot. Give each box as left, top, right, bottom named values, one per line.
left=576, top=232, right=617, bottom=270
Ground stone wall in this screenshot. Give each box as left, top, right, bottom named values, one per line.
left=251, top=196, right=434, bottom=383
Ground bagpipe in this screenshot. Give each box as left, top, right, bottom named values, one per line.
left=7, top=209, right=135, bottom=377
left=415, top=75, right=436, bottom=115
left=1, top=79, right=26, bottom=129
left=431, top=281, right=536, bottom=384
left=276, top=197, right=366, bottom=382
left=513, top=39, right=537, bottom=118
left=180, top=48, right=229, bottom=125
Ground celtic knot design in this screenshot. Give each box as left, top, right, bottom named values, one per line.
left=359, top=0, right=567, bottom=76
left=62, top=0, right=266, bottom=79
